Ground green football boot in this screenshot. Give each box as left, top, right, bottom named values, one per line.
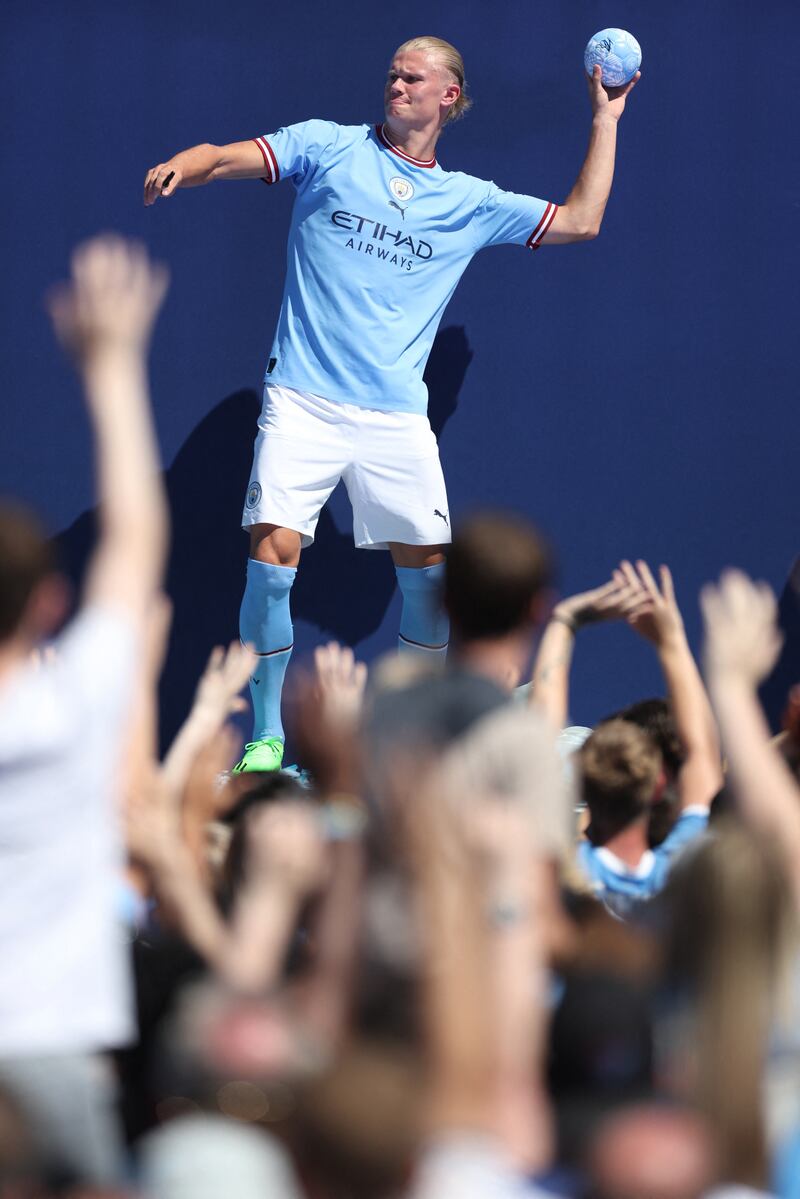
left=231, top=736, right=285, bottom=774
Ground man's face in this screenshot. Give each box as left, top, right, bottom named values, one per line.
left=384, top=50, right=458, bottom=131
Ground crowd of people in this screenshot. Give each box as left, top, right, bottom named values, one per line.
left=1, top=234, right=799, bottom=1199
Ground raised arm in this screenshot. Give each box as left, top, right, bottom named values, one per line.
left=408, top=769, right=552, bottom=1172
left=541, top=64, right=639, bottom=244
left=622, top=560, right=723, bottom=809
left=144, top=140, right=267, bottom=205
left=530, top=572, right=645, bottom=730
left=218, top=801, right=328, bottom=994
left=701, top=569, right=800, bottom=906
left=48, top=237, right=169, bottom=626
left=161, top=640, right=254, bottom=797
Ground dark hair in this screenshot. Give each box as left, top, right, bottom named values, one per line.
left=607, top=698, right=685, bottom=848
left=220, top=772, right=307, bottom=906
left=444, top=510, right=553, bottom=640
left=611, top=697, right=684, bottom=779
left=0, top=503, right=54, bottom=642
left=580, top=720, right=661, bottom=845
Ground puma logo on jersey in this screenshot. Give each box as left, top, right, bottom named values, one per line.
left=434, top=509, right=449, bottom=526
left=389, top=199, right=407, bottom=220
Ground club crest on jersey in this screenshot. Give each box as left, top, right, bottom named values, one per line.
left=246, top=482, right=262, bottom=509
left=389, top=176, right=414, bottom=203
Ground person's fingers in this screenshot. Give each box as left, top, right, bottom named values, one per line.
left=605, top=70, right=640, bottom=103
left=720, top=569, right=757, bottom=625
left=222, top=643, right=254, bottom=695
left=204, top=646, right=225, bottom=675
left=634, top=559, right=660, bottom=598
left=314, top=643, right=332, bottom=679
left=699, top=582, right=721, bottom=628
left=353, top=661, right=368, bottom=691
left=606, top=573, right=641, bottom=599
left=659, top=564, right=676, bottom=607
left=626, top=599, right=655, bottom=622
left=620, top=592, right=651, bottom=617
left=144, top=165, right=174, bottom=205
left=144, top=166, right=162, bottom=198
left=623, top=70, right=641, bottom=95
left=338, top=645, right=355, bottom=678
left=618, top=559, right=641, bottom=592
left=592, top=579, right=621, bottom=599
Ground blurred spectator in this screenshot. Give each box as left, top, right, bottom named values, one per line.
left=0, top=237, right=168, bottom=1184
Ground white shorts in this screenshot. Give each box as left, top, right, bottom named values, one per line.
left=242, top=384, right=452, bottom=550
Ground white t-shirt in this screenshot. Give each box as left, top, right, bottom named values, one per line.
left=0, top=605, right=137, bottom=1055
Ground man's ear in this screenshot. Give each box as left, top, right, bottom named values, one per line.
left=441, top=82, right=460, bottom=113
left=23, top=573, right=72, bottom=642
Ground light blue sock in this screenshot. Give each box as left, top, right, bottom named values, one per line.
left=239, top=559, right=297, bottom=742
left=395, top=562, right=449, bottom=659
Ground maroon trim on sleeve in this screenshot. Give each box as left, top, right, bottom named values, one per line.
left=526, top=201, right=558, bottom=250
left=252, top=136, right=280, bottom=184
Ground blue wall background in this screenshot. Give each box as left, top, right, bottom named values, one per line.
left=3, top=0, right=798, bottom=743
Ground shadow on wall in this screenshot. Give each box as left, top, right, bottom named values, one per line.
left=55, top=325, right=473, bottom=749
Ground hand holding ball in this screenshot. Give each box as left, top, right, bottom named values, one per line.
left=584, top=29, right=641, bottom=87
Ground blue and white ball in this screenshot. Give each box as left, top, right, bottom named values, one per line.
left=584, top=28, right=642, bottom=87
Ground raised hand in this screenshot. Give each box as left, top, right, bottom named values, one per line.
left=125, top=766, right=181, bottom=871
left=47, top=235, right=169, bottom=364
left=161, top=641, right=254, bottom=801
left=587, top=62, right=640, bottom=122
left=313, top=640, right=368, bottom=729
left=289, top=642, right=367, bottom=793
left=552, top=571, right=648, bottom=631
left=619, top=560, right=685, bottom=648
left=701, top=569, right=783, bottom=687
left=190, top=640, right=255, bottom=730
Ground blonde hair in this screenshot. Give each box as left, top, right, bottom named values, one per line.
left=393, top=36, right=472, bottom=123
left=664, top=820, right=798, bottom=1188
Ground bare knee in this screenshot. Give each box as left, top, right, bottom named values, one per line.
left=389, top=543, right=447, bottom=569
left=249, top=524, right=302, bottom=567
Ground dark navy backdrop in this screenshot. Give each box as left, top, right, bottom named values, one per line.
left=3, top=0, right=798, bottom=741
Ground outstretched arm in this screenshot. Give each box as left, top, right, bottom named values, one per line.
left=622, top=560, right=723, bottom=809
left=144, top=140, right=267, bottom=205
left=407, top=764, right=552, bottom=1171
left=701, top=570, right=800, bottom=906
left=162, top=640, right=254, bottom=797
left=541, top=65, right=640, bottom=244
left=530, top=572, right=644, bottom=731
left=48, top=237, right=169, bottom=627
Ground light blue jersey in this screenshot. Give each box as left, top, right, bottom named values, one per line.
left=252, top=120, right=557, bottom=414
left=577, top=808, right=709, bottom=920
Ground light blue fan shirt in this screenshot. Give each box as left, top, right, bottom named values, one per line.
left=252, top=120, right=557, bottom=414
left=577, top=808, right=710, bottom=921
